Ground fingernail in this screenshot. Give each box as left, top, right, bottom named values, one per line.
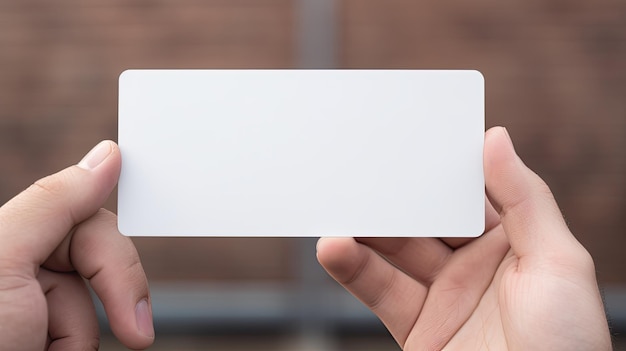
left=502, top=127, right=515, bottom=150
left=77, top=141, right=112, bottom=170
left=135, top=299, right=154, bottom=338
left=316, top=237, right=326, bottom=252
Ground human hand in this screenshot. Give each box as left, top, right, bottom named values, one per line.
left=317, top=127, right=612, bottom=350
left=0, top=141, right=154, bottom=350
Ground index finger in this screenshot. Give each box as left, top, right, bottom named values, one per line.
left=70, top=209, right=154, bottom=349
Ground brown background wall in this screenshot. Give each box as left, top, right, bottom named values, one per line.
left=0, top=0, right=297, bottom=283
left=0, top=1, right=625, bottom=349
left=339, top=0, right=626, bottom=283
left=1, top=0, right=623, bottom=282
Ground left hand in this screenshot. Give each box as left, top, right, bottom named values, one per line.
left=0, top=140, right=154, bottom=350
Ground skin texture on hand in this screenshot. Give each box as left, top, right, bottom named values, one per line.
left=0, top=141, right=154, bottom=351
left=317, top=127, right=612, bottom=351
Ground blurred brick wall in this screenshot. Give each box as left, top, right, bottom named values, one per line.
left=1, top=0, right=625, bottom=284
left=340, top=0, right=626, bottom=283
left=0, top=0, right=295, bottom=281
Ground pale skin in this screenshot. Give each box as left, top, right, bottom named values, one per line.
left=317, top=126, right=613, bottom=350
left=0, top=127, right=613, bottom=350
left=0, top=140, right=153, bottom=350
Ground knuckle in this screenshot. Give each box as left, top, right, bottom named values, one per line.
left=124, top=257, right=147, bottom=285
left=27, top=166, right=82, bottom=204
left=549, top=241, right=597, bottom=275
left=367, top=268, right=397, bottom=311
left=95, top=208, right=118, bottom=225
left=574, top=244, right=596, bottom=271
left=86, top=335, right=101, bottom=351
left=0, top=266, right=32, bottom=292
left=31, top=174, right=68, bottom=199
left=63, top=336, right=100, bottom=351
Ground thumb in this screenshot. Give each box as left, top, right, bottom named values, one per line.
left=0, top=140, right=121, bottom=271
left=484, top=127, right=580, bottom=259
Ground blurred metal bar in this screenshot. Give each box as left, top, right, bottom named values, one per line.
left=94, top=282, right=385, bottom=333
left=295, top=0, right=338, bottom=68
left=603, top=286, right=626, bottom=332
left=94, top=283, right=626, bottom=335
left=293, top=0, right=340, bottom=347
left=294, top=237, right=339, bottom=350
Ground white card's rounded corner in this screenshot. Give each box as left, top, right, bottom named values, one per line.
left=469, top=219, right=487, bottom=238
left=118, top=69, right=135, bottom=84
left=467, top=69, right=485, bottom=85
left=117, top=220, right=133, bottom=237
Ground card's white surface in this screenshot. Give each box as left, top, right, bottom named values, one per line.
left=118, top=69, right=484, bottom=237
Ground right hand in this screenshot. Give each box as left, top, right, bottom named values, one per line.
left=317, top=127, right=612, bottom=350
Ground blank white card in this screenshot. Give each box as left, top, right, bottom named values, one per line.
left=118, top=69, right=485, bottom=237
